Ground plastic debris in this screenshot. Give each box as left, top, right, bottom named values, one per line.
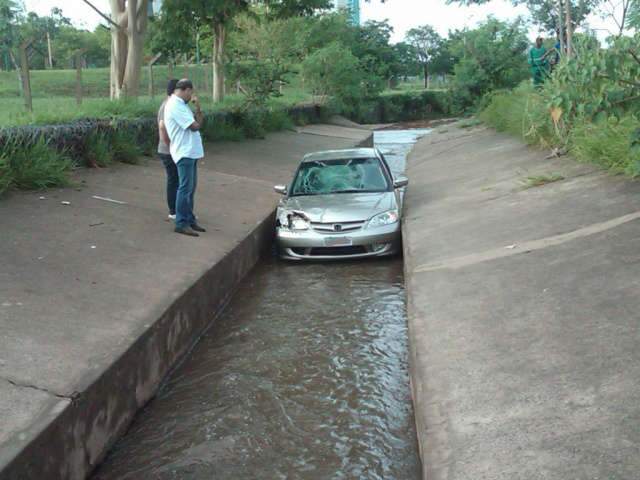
left=61, top=201, right=71, bottom=205
left=92, top=195, right=127, bottom=205
left=505, top=244, right=517, bottom=249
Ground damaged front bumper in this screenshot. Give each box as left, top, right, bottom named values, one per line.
left=275, top=223, right=401, bottom=261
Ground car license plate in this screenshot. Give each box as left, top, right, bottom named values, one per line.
left=325, top=236, right=352, bottom=247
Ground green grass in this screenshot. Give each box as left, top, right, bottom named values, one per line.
left=480, top=83, right=640, bottom=178
left=83, top=132, right=114, bottom=167
left=570, top=115, right=640, bottom=176
left=521, top=173, right=565, bottom=188
left=1, top=138, right=73, bottom=193
left=457, top=118, right=482, bottom=129
left=0, top=65, right=315, bottom=127
left=0, top=65, right=212, bottom=98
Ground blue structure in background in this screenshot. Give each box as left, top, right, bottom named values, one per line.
left=335, top=0, right=360, bottom=25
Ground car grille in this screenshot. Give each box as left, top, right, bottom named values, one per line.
left=291, top=246, right=368, bottom=256
left=310, top=220, right=366, bottom=233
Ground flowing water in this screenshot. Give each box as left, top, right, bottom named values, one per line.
left=92, top=129, right=429, bottom=480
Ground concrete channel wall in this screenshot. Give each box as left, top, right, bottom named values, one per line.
left=0, top=126, right=372, bottom=480
left=402, top=125, right=640, bottom=480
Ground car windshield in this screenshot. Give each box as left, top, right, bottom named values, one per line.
left=290, top=157, right=390, bottom=196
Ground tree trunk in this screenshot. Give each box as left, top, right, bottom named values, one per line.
left=46, top=31, right=54, bottom=69
left=565, top=0, right=573, bottom=57
left=423, top=64, right=429, bottom=89
left=8, top=50, right=23, bottom=95
left=18, top=43, right=32, bottom=112
left=212, top=22, right=226, bottom=103
left=109, top=0, right=148, bottom=99
left=557, top=0, right=565, bottom=55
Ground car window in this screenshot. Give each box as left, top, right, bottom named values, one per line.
left=290, top=157, right=390, bottom=196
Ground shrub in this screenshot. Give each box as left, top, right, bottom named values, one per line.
left=263, top=108, right=294, bottom=132
left=570, top=115, right=640, bottom=175
left=83, top=131, right=114, bottom=167
left=111, top=129, right=143, bottom=164
left=5, top=138, right=72, bottom=190
left=0, top=154, right=13, bottom=195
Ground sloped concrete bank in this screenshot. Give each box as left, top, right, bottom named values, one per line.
left=0, top=126, right=372, bottom=480
left=402, top=125, right=640, bottom=480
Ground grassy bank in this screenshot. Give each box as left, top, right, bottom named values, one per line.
left=480, top=84, right=640, bottom=176
left=0, top=104, right=314, bottom=197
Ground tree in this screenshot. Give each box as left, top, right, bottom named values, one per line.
left=227, top=13, right=307, bottom=106
left=352, top=20, right=398, bottom=86
left=108, top=0, right=149, bottom=98
left=391, top=42, right=421, bottom=81
left=405, top=25, right=442, bottom=89
left=302, top=41, right=378, bottom=113
left=629, top=0, right=640, bottom=29
left=82, top=0, right=150, bottom=98
left=446, top=0, right=596, bottom=57
left=0, top=0, right=23, bottom=71
left=447, top=17, right=530, bottom=111
left=161, top=0, right=330, bottom=103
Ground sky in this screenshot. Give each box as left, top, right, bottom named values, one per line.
left=23, top=0, right=625, bottom=43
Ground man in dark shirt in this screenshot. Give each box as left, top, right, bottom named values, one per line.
left=158, top=79, right=179, bottom=220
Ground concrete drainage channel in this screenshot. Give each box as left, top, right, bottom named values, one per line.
left=90, top=129, right=430, bottom=480
left=1, top=128, right=430, bottom=480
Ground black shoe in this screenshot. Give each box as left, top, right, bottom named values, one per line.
left=175, top=227, right=199, bottom=237
left=191, top=223, right=207, bottom=233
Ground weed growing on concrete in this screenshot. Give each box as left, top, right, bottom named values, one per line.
left=457, top=118, right=482, bottom=129
left=522, top=173, right=565, bottom=188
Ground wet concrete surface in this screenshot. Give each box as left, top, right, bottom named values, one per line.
left=91, top=130, right=429, bottom=480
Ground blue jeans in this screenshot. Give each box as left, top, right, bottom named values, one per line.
left=175, top=157, right=198, bottom=229
left=159, top=153, right=178, bottom=215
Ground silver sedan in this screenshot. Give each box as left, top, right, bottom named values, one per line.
left=274, top=148, right=408, bottom=261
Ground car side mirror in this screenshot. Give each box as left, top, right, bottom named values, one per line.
left=274, top=185, right=287, bottom=195
left=393, top=175, right=409, bottom=189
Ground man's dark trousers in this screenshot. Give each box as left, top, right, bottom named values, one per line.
left=159, top=153, right=178, bottom=216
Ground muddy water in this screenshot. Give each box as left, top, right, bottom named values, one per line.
left=92, top=130, right=428, bottom=480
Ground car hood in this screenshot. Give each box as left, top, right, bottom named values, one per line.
left=282, top=192, right=397, bottom=223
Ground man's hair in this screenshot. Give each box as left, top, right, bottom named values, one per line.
left=167, top=78, right=179, bottom=96
left=175, top=79, right=194, bottom=90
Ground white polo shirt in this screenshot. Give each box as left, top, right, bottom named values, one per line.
left=164, top=94, right=204, bottom=163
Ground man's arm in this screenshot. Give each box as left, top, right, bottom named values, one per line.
left=189, top=96, right=204, bottom=131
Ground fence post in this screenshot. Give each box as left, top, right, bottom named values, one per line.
left=75, top=50, right=86, bottom=106
left=203, top=62, right=210, bottom=95
left=18, top=40, right=32, bottom=113
left=148, top=53, right=162, bottom=99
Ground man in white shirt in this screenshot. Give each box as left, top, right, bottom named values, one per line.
left=164, top=78, right=206, bottom=237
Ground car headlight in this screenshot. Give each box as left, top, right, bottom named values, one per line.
left=277, top=209, right=310, bottom=230
left=367, top=210, right=399, bottom=228
left=290, top=216, right=310, bottom=230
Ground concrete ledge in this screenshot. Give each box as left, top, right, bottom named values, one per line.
left=0, top=214, right=274, bottom=480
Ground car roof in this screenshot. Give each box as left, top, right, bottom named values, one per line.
left=301, top=148, right=379, bottom=163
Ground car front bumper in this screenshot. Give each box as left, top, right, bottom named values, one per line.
left=276, top=222, right=401, bottom=261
